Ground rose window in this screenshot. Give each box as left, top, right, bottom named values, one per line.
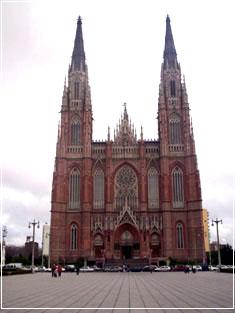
left=115, top=165, right=138, bottom=209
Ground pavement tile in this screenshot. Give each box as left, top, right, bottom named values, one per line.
left=1, top=271, right=233, bottom=311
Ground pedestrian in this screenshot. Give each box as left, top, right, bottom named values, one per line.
left=192, top=265, right=196, bottom=274
left=51, top=264, right=56, bottom=277
left=58, top=264, right=62, bottom=277
left=76, top=265, right=80, bottom=275
left=150, top=265, right=153, bottom=273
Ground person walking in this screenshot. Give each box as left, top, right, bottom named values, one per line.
left=51, top=264, right=56, bottom=277
left=58, top=264, right=62, bottom=277
left=76, top=265, right=80, bottom=275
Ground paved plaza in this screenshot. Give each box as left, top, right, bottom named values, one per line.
left=1, top=271, right=234, bottom=312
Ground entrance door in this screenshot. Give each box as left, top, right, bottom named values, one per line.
left=122, top=246, right=132, bottom=259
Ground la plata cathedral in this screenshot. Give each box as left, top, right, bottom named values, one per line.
left=50, top=16, right=205, bottom=266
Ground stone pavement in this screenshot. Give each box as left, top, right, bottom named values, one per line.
left=1, top=271, right=234, bottom=312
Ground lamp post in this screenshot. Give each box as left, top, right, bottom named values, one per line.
left=45, top=232, right=50, bottom=268
left=194, top=230, right=201, bottom=266
left=28, top=220, right=40, bottom=269
left=211, top=218, right=223, bottom=269
left=2, top=226, right=8, bottom=266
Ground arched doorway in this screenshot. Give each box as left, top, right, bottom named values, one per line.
left=120, top=230, right=133, bottom=259
left=114, top=224, right=140, bottom=260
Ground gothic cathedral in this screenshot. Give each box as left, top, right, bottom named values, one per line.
left=50, top=16, right=205, bottom=266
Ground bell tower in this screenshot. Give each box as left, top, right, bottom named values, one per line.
left=51, top=16, right=93, bottom=263
left=158, top=15, right=204, bottom=262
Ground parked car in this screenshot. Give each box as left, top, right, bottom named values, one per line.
left=172, top=265, right=187, bottom=272
left=80, top=266, right=94, bottom=272
left=129, top=265, right=142, bottom=272
left=91, top=265, right=103, bottom=272
left=65, top=264, right=76, bottom=272
left=154, top=266, right=161, bottom=272
left=209, top=265, right=217, bottom=271
left=110, top=266, right=122, bottom=272
left=195, top=265, right=202, bottom=271
left=159, top=265, right=171, bottom=272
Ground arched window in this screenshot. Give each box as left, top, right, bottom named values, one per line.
left=148, top=167, right=159, bottom=209
left=115, top=165, right=138, bottom=209
left=71, top=224, right=78, bottom=250
left=176, top=223, right=184, bottom=248
left=172, top=167, right=184, bottom=207
left=93, top=168, right=104, bottom=209
left=169, top=113, right=181, bottom=144
left=71, top=120, right=80, bottom=145
left=170, top=80, right=176, bottom=97
left=69, top=168, right=80, bottom=209
left=74, top=81, right=79, bottom=99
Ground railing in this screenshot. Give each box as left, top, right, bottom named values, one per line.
left=67, top=146, right=83, bottom=154
left=145, top=142, right=159, bottom=157
left=92, top=146, right=106, bottom=157
left=169, top=144, right=184, bottom=152
left=112, top=146, right=139, bottom=158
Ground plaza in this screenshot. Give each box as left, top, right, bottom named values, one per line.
left=1, top=271, right=234, bottom=312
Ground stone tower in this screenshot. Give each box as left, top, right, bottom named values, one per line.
left=50, top=16, right=205, bottom=266
left=158, top=16, right=204, bottom=262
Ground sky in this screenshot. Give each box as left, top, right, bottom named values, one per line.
left=1, top=0, right=235, bottom=248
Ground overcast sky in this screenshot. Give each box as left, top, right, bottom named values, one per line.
left=1, top=0, right=234, bottom=248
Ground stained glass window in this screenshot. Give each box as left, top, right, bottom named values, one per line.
left=69, top=168, right=80, bottom=209
left=172, top=167, right=184, bottom=207
left=148, top=168, right=159, bottom=208
left=93, top=168, right=104, bottom=209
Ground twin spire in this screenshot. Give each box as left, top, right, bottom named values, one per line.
left=71, top=15, right=177, bottom=72
left=163, top=15, right=178, bottom=69
left=71, top=16, right=86, bottom=71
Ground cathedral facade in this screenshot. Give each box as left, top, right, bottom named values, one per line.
left=50, top=16, right=205, bottom=266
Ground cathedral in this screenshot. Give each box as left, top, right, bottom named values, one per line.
left=50, top=16, right=205, bottom=266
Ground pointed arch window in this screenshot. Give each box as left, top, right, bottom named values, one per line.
left=170, top=80, right=176, bottom=97
left=71, top=224, right=78, bottom=250
left=172, top=167, right=184, bottom=208
left=69, top=168, right=80, bottom=209
left=148, top=167, right=159, bottom=209
left=176, top=223, right=184, bottom=248
left=169, top=113, right=181, bottom=144
left=93, top=168, right=104, bottom=209
left=74, top=82, right=79, bottom=99
left=71, top=120, right=80, bottom=145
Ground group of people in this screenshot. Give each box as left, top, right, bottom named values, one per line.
left=51, top=264, right=62, bottom=277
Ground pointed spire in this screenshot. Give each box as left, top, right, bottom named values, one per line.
left=123, top=102, right=128, bottom=120
left=71, top=16, right=86, bottom=71
left=140, top=126, right=143, bottom=141
left=163, top=15, right=178, bottom=69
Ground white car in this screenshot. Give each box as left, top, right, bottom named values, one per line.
left=209, top=265, right=217, bottom=271
left=159, top=266, right=171, bottom=272
left=80, top=266, right=94, bottom=272
left=195, top=265, right=202, bottom=271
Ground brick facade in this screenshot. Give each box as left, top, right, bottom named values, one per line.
left=50, top=16, right=205, bottom=266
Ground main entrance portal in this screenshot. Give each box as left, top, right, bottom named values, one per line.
left=122, top=245, right=132, bottom=259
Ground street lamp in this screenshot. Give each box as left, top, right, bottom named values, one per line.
left=28, top=220, right=40, bottom=269
left=45, top=232, right=50, bottom=268
left=211, top=218, right=223, bottom=269
left=2, top=226, right=8, bottom=266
